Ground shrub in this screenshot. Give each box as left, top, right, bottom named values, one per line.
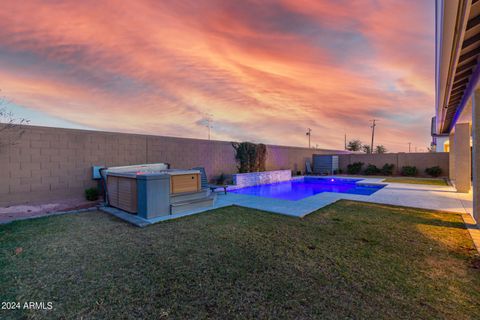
left=231, top=142, right=267, bottom=173
left=256, top=144, right=267, bottom=172
left=346, top=162, right=364, bottom=174
left=401, top=166, right=418, bottom=176
left=425, top=166, right=442, bottom=177
left=85, top=187, right=99, bottom=201
left=216, top=173, right=226, bottom=185
left=381, top=163, right=395, bottom=176
left=364, top=164, right=380, bottom=175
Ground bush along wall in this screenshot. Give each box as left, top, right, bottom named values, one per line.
left=364, top=164, right=380, bottom=175
left=425, top=166, right=442, bottom=177
left=381, top=163, right=395, bottom=176
left=85, top=187, right=99, bottom=201
left=232, top=142, right=267, bottom=173
left=346, top=162, right=364, bottom=174
left=401, top=166, right=418, bottom=176
left=344, top=162, right=395, bottom=176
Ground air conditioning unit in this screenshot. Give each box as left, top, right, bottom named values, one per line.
left=312, top=155, right=339, bottom=175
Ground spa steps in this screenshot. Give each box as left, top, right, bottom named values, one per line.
left=170, top=190, right=215, bottom=214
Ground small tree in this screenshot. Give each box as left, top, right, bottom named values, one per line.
left=256, top=143, right=267, bottom=172
left=346, top=139, right=362, bottom=151
left=232, top=142, right=255, bottom=173
left=0, top=96, right=29, bottom=150
left=375, top=145, right=387, bottom=154
left=232, top=142, right=267, bottom=173
left=362, top=144, right=371, bottom=154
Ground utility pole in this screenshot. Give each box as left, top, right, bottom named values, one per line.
left=408, top=142, right=411, bottom=153
left=306, top=128, right=312, bottom=148
left=369, top=119, right=377, bottom=154
left=203, top=113, right=213, bottom=140
left=344, top=133, right=347, bottom=150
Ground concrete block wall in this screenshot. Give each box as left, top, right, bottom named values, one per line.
left=1, top=127, right=148, bottom=206
left=337, top=152, right=449, bottom=177
left=0, top=125, right=343, bottom=206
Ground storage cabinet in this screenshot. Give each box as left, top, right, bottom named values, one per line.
left=107, top=175, right=138, bottom=213
left=170, top=173, right=200, bottom=194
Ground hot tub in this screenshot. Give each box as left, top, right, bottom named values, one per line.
left=102, top=164, right=211, bottom=219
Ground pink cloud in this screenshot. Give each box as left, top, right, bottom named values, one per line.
left=0, top=0, right=434, bottom=152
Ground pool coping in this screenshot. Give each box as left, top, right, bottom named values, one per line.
left=216, top=175, right=472, bottom=215
left=229, top=176, right=386, bottom=201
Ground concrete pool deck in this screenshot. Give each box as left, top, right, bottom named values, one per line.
left=1, top=176, right=473, bottom=226
left=100, top=176, right=474, bottom=226
left=214, top=177, right=473, bottom=217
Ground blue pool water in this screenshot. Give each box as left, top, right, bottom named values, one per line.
left=230, top=177, right=385, bottom=201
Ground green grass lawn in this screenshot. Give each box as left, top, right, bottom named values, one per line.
left=1, top=201, right=479, bottom=319
left=383, top=177, right=449, bottom=186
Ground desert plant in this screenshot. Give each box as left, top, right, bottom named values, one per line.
left=364, top=164, right=380, bottom=175
left=425, top=166, right=442, bottom=177
left=346, top=162, right=364, bottom=174
left=381, top=163, right=395, bottom=176
left=401, top=166, right=418, bottom=176
left=85, top=187, right=99, bottom=201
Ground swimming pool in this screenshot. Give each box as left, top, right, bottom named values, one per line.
left=230, top=177, right=385, bottom=201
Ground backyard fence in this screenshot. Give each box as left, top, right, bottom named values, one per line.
left=0, top=125, right=449, bottom=207
left=337, top=152, right=449, bottom=177
left=0, top=125, right=344, bottom=206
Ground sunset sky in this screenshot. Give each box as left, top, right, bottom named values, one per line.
left=0, top=0, right=435, bottom=152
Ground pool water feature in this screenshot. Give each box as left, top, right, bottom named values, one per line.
left=230, top=177, right=385, bottom=201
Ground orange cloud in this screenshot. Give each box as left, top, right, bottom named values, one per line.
left=0, top=0, right=434, bottom=152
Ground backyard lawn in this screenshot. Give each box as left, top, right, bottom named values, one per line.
left=382, top=177, right=449, bottom=186
left=1, top=201, right=479, bottom=319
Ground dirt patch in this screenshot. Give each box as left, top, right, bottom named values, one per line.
left=0, top=198, right=100, bottom=223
